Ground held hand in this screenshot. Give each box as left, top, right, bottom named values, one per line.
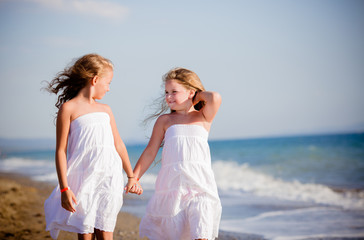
left=130, top=181, right=143, bottom=195
left=124, top=177, right=137, bottom=194
left=61, top=189, right=77, bottom=213
left=124, top=177, right=143, bottom=195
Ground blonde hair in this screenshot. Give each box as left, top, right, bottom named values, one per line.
left=144, top=67, right=205, bottom=124
left=46, top=53, right=113, bottom=111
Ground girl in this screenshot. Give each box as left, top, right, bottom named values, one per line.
left=132, top=68, right=222, bottom=240
left=44, top=54, right=139, bottom=240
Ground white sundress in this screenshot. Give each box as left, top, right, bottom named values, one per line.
left=140, top=124, right=222, bottom=240
left=44, top=112, right=124, bottom=239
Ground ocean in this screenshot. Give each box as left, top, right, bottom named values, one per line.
left=1, top=133, right=364, bottom=240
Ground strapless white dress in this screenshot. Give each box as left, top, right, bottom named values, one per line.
left=140, top=124, right=222, bottom=240
left=44, top=112, right=124, bottom=239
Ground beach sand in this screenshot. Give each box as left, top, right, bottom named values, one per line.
left=0, top=172, right=264, bottom=240
left=0, top=172, right=145, bottom=240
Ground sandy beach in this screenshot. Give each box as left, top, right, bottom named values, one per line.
left=0, top=172, right=145, bottom=240
left=0, top=172, right=263, bottom=240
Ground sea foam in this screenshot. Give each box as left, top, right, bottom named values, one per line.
left=212, top=160, right=364, bottom=210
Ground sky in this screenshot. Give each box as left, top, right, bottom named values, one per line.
left=0, top=0, right=363, bottom=143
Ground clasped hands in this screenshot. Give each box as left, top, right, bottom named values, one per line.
left=124, top=177, right=143, bottom=195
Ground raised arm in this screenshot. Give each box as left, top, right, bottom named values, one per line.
left=133, top=115, right=166, bottom=180
left=194, top=91, right=222, bottom=123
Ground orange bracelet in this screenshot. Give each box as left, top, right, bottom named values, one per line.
left=60, top=187, right=69, bottom=193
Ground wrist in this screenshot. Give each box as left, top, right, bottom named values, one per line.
left=127, top=176, right=139, bottom=181
left=60, top=186, right=70, bottom=193
left=127, top=176, right=136, bottom=180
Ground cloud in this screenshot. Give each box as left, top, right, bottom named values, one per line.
left=28, top=0, right=129, bottom=22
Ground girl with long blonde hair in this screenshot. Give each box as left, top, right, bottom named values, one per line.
left=133, top=67, right=222, bottom=240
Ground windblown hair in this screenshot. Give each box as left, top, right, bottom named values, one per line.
left=46, top=53, right=113, bottom=111
left=144, top=67, right=205, bottom=125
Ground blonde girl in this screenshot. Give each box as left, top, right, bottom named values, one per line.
left=133, top=68, right=222, bottom=240
left=44, top=54, right=139, bottom=240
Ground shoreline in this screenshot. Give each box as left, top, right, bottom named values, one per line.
left=0, top=171, right=264, bottom=240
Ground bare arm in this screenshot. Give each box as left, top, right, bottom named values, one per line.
left=107, top=107, right=138, bottom=193
left=194, top=91, right=222, bottom=123
left=55, top=104, right=77, bottom=212
left=133, top=116, right=166, bottom=180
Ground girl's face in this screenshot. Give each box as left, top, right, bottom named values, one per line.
left=94, top=69, right=113, bottom=100
left=165, top=80, right=194, bottom=111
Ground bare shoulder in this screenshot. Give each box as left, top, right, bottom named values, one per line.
left=58, top=101, right=74, bottom=118
left=97, top=103, right=113, bottom=115
left=61, top=99, right=75, bottom=110
left=155, top=114, right=171, bottom=131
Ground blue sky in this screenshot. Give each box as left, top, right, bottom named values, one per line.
left=0, top=0, right=363, bottom=142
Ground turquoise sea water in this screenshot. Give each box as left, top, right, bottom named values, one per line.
left=1, top=133, right=364, bottom=239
